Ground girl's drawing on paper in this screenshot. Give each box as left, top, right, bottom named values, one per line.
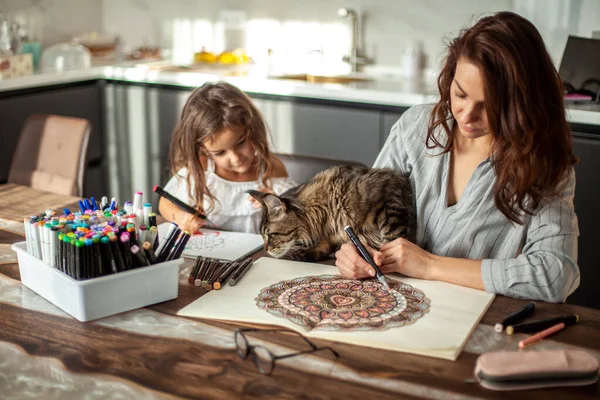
left=256, top=275, right=430, bottom=331
left=186, top=231, right=226, bottom=252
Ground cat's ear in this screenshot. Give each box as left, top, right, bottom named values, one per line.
left=247, top=190, right=287, bottom=215
left=263, top=194, right=286, bottom=215
left=247, top=189, right=268, bottom=206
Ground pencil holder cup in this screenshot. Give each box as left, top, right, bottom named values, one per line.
left=12, top=241, right=183, bottom=322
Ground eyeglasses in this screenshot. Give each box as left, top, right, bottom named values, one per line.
left=234, top=328, right=339, bottom=375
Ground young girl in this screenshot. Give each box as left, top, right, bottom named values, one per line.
left=159, top=82, right=296, bottom=233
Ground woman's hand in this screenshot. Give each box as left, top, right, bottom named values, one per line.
left=379, top=238, right=438, bottom=280
left=335, top=243, right=389, bottom=279
left=172, top=209, right=205, bottom=234
left=248, top=187, right=276, bottom=209
left=334, top=237, right=438, bottom=280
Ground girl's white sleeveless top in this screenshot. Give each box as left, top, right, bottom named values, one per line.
left=163, top=159, right=297, bottom=233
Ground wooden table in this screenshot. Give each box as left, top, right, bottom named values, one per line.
left=0, top=184, right=599, bottom=399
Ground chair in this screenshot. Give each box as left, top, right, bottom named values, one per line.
left=8, top=114, right=91, bottom=196
left=275, top=153, right=367, bottom=184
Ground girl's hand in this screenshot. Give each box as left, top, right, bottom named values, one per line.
left=379, top=238, right=438, bottom=280
left=334, top=243, right=390, bottom=279
left=172, top=209, right=205, bottom=234
left=248, top=187, right=276, bottom=209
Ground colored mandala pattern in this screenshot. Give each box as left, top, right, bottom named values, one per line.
left=255, top=275, right=431, bottom=331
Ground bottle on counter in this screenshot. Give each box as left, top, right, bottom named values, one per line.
left=0, top=16, right=13, bottom=56
left=400, top=40, right=424, bottom=78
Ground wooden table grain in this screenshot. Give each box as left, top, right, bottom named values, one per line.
left=0, top=185, right=598, bottom=399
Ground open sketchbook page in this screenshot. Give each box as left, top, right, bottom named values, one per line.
left=157, top=223, right=264, bottom=261
left=177, top=257, right=495, bottom=361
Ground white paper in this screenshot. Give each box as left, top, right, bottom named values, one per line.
left=177, top=257, right=495, bottom=360
left=157, top=222, right=264, bottom=261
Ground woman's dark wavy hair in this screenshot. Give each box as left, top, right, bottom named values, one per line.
left=428, top=11, right=577, bottom=224
left=169, top=81, right=277, bottom=212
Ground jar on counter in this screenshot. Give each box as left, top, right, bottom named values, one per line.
left=401, top=40, right=425, bottom=78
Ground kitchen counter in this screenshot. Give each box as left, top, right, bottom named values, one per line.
left=1, top=63, right=599, bottom=126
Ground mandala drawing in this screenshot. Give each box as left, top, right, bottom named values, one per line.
left=255, top=275, right=431, bottom=331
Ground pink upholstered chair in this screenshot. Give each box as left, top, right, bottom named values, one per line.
left=8, top=114, right=91, bottom=196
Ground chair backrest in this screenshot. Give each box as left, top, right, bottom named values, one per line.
left=275, top=153, right=368, bottom=184
left=8, top=114, right=91, bottom=196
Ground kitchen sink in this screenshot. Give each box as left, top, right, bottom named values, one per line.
left=271, top=73, right=372, bottom=84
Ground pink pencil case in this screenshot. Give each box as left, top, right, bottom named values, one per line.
left=474, top=350, right=599, bottom=391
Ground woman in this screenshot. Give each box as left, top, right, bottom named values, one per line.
left=335, top=11, right=580, bottom=303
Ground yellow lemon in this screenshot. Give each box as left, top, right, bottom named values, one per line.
left=217, top=52, right=236, bottom=64
left=194, top=51, right=217, bottom=63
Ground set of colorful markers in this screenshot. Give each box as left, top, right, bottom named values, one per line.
left=188, top=256, right=254, bottom=290
left=22, top=192, right=189, bottom=280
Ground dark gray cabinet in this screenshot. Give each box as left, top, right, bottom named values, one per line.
left=286, top=102, right=380, bottom=166
left=569, top=133, right=600, bottom=309
left=253, top=97, right=382, bottom=166
left=0, top=83, right=106, bottom=197
left=104, top=84, right=192, bottom=208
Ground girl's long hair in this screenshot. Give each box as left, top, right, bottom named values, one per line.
left=169, top=82, right=277, bottom=212
left=428, top=11, right=577, bottom=224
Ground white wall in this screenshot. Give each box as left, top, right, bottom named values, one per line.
left=99, top=0, right=512, bottom=69
left=0, top=0, right=102, bottom=47
left=513, top=0, right=600, bottom=66
left=1, top=0, right=599, bottom=71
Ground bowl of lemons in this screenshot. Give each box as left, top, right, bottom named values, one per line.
left=194, top=48, right=251, bottom=65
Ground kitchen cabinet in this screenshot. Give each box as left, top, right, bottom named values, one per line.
left=568, top=132, right=600, bottom=309
left=104, top=84, right=193, bottom=207
left=253, top=97, right=382, bottom=166
left=0, top=83, right=106, bottom=196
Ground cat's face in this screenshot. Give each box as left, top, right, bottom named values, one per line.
left=248, top=190, right=314, bottom=258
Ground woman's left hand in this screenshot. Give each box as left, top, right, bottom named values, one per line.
left=248, top=187, right=276, bottom=208
left=379, top=238, right=438, bottom=280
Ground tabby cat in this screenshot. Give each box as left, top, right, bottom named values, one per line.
left=248, top=165, right=416, bottom=261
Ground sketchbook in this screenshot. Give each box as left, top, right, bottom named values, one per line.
left=157, top=223, right=264, bottom=261
left=177, top=257, right=495, bottom=361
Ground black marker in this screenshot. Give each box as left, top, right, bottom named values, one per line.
left=142, top=241, right=158, bottom=264
left=168, top=231, right=191, bottom=261
left=194, top=257, right=212, bottom=286
left=92, top=237, right=102, bottom=277
left=228, top=258, right=255, bottom=286
left=153, top=185, right=211, bottom=222
left=344, top=226, right=390, bottom=291
left=494, top=302, right=536, bottom=332
left=131, top=245, right=150, bottom=267
left=156, top=223, right=179, bottom=259
left=157, top=227, right=181, bottom=263
left=120, top=233, right=132, bottom=270
left=74, top=240, right=83, bottom=280
left=214, top=261, right=237, bottom=289
left=506, top=314, right=579, bottom=335
left=188, top=256, right=202, bottom=284
left=109, top=235, right=126, bottom=272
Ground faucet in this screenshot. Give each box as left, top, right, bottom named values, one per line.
left=337, top=8, right=373, bottom=72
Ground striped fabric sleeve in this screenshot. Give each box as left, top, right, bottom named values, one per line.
left=481, top=169, right=580, bottom=303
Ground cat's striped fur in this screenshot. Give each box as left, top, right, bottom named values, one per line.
left=248, top=165, right=416, bottom=261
